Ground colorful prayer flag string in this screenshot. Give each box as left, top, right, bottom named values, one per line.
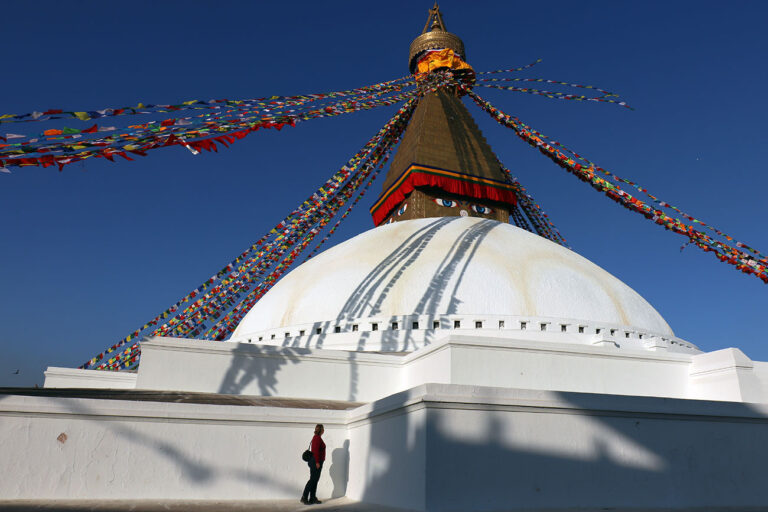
left=475, top=83, right=632, bottom=109
left=0, top=75, right=415, bottom=125
left=1, top=80, right=418, bottom=172
left=476, top=59, right=543, bottom=74
left=464, top=87, right=768, bottom=284
left=82, top=95, right=420, bottom=370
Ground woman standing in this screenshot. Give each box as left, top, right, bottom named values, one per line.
left=301, top=424, right=326, bottom=505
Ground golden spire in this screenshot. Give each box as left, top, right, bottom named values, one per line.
left=422, top=2, right=447, bottom=33
left=408, top=3, right=466, bottom=73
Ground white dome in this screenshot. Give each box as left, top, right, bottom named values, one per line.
left=232, top=217, right=674, bottom=340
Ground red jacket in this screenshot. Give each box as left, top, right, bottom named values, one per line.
left=311, top=434, right=326, bottom=463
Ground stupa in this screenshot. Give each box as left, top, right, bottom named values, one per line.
left=4, top=5, right=768, bottom=511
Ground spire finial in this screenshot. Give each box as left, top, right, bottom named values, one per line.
left=409, top=4, right=465, bottom=73
left=422, top=2, right=447, bottom=34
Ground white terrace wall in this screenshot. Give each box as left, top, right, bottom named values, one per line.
left=0, top=395, right=349, bottom=500
left=347, top=384, right=768, bottom=512
left=4, top=384, right=768, bottom=510
left=134, top=337, right=402, bottom=402
left=74, top=336, right=768, bottom=405
left=44, top=367, right=137, bottom=389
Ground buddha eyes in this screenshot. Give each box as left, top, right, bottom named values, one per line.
left=432, top=198, right=493, bottom=214
left=397, top=203, right=408, bottom=216
left=471, top=204, right=493, bottom=215
left=433, top=198, right=458, bottom=208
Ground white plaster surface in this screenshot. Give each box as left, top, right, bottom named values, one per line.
left=5, top=384, right=768, bottom=509
left=130, top=335, right=765, bottom=404
left=0, top=395, right=348, bottom=501
left=44, top=366, right=138, bottom=389
left=232, top=218, right=674, bottom=341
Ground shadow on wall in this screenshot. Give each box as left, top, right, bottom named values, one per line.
left=217, top=344, right=303, bottom=396
left=357, top=389, right=768, bottom=512
left=329, top=439, right=351, bottom=499
left=43, top=396, right=299, bottom=496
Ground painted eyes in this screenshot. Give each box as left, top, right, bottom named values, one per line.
left=471, top=204, right=493, bottom=215
left=397, top=203, right=408, bottom=216
left=432, top=198, right=493, bottom=215
left=433, top=198, right=458, bottom=208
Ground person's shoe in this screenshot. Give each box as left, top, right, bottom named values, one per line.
left=309, top=498, right=322, bottom=504
left=300, top=497, right=309, bottom=504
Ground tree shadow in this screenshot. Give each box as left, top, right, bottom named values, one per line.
left=38, top=396, right=301, bottom=494
left=216, top=217, right=498, bottom=403
left=336, top=218, right=498, bottom=401
left=217, top=344, right=304, bottom=396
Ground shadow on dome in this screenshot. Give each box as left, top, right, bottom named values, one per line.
left=332, top=217, right=498, bottom=401
left=214, top=217, right=499, bottom=402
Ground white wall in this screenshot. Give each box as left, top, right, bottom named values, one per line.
left=419, top=384, right=768, bottom=511
left=136, top=337, right=401, bottom=402
left=57, top=335, right=768, bottom=406
left=0, top=394, right=348, bottom=500
left=446, top=336, right=692, bottom=398
left=4, top=384, right=768, bottom=509
left=44, top=367, right=137, bottom=389
left=753, top=361, right=768, bottom=399
left=689, top=348, right=764, bottom=402
left=346, top=388, right=429, bottom=511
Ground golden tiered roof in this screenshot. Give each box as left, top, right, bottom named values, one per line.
left=381, top=90, right=506, bottom=193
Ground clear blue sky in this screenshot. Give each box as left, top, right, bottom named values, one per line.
left=1, top=1, right=767, bottom=387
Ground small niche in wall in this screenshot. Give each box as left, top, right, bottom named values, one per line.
left=334, top=326, right=341, bottom=333
left=498, top=320, right=505, bottom=329
left=299, top=330, right=305, bottom=336
left=284, top=332, right=290, bottom=338
left=625, top=332, right=630, bottom=338
left=578, top=326, right=584, bottom=334
left=315, top=328, right=322, bottom=335
left=433, top=320, right=440, bottom=329
left=413, top=321, right=419, bottom=329
left=540, top=323, right=547, bottom=331
left=610, top=329, right=616, bottom=336
left=372, top=323, right=378, bottom=331
left=352, top=324, right=358, bottom=332
left=561, top=324, right=567, bottom=332
left=475, top=321, right=483, bottom=329
left=271, top=334, right=275, bottom=340
left=521, top=321, right=527, bottom=330
left=454, top=320, right=461, bottom=329
left=392, top=322, right=399, bottom=330
left=258, top=336, right=263, bottom=341
left=595, top=328, right=601, bottom=334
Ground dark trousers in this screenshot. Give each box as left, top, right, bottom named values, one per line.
left=302, top=458, right=323, bottom=500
